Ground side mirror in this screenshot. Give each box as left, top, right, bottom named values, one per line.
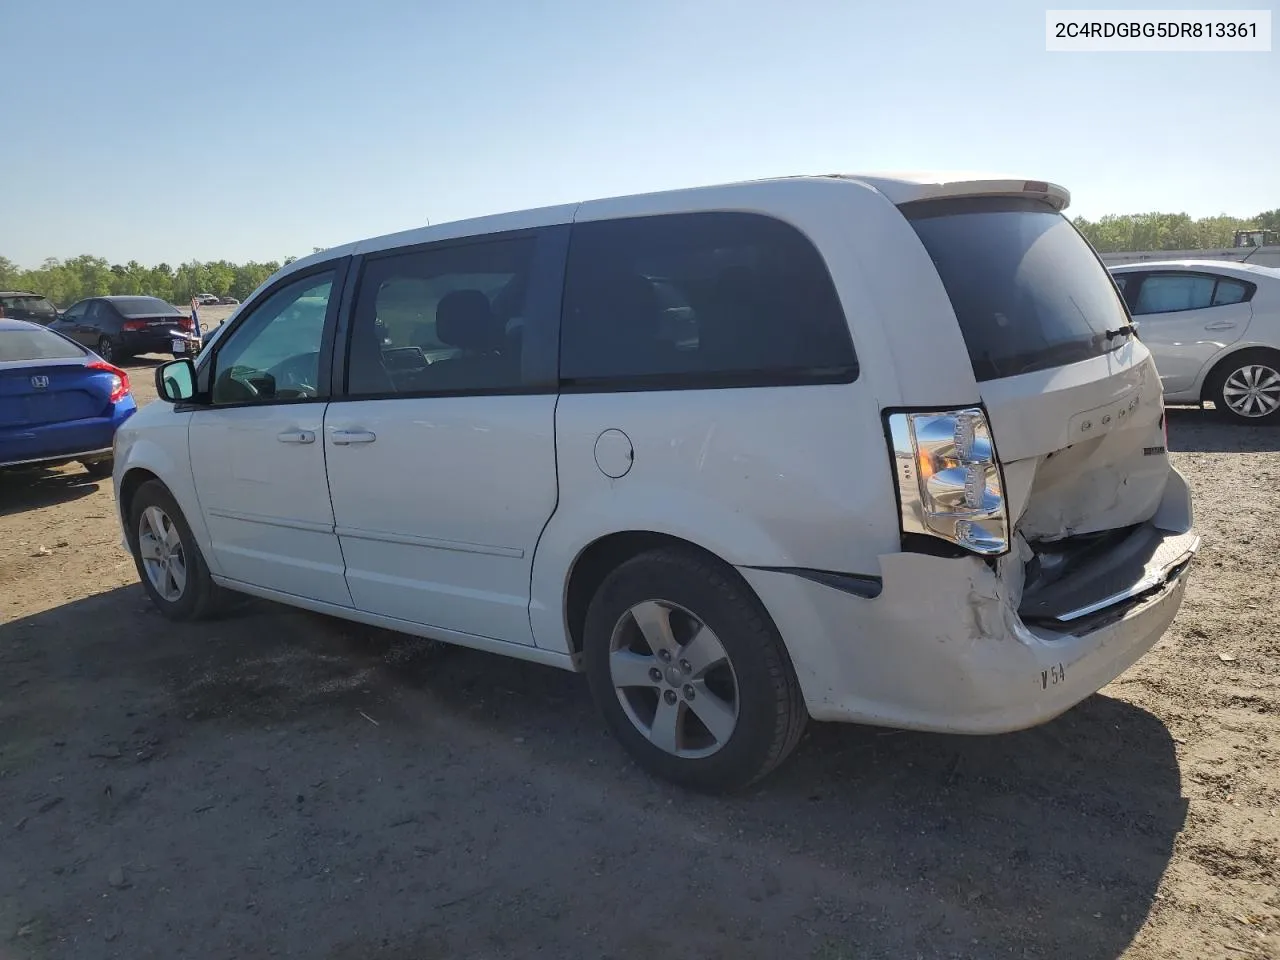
left=156, top=357, right=198, bottom=403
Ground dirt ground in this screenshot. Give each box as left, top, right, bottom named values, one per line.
left=1, top=354, right=1277, bottom=960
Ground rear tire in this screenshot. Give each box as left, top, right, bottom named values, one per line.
left=1208, top=349, right=1280, bottom=425
left=127, top=479, right=227, bottom=621
left=82, top=458, right=113, bottom=479
left=582, top=547, right=808, bottom=792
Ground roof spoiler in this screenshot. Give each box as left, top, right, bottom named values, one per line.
left=917, top=178, right=1070, bottom=211
left=838, top=175, right=1071, bottom=212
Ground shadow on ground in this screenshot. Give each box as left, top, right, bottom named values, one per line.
left=120, top=355, right=168, bottom=369
left=0, top=467, right=100, bottom=517
left=0, top=586, right=1186, bottom=960
left=1166, top=405, right=1280, bottom=453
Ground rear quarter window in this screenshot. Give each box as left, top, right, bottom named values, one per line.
left=560, top=211, right=857, bottom=388
left=903, top=197, right=1130, bottom=382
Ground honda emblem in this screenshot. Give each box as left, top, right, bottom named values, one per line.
left=30, top=375, right=49, bottom=389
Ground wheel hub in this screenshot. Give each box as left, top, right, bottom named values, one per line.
left=1223, top=364, right=1280, bottom=418
left=607, top=598, right=740, bottom=759
left=138, top=506, right=187, bottom=602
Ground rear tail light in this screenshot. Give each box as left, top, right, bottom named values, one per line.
left=179, top=316, right=194, bottom=332
left=122, top=320, right=147, bottom=331
left=87, top=360, right=131, bottom=404
left=887, top=407, right=1009, bottom=556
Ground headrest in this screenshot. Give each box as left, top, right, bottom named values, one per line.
left=436, top=289, right=499, bottom=350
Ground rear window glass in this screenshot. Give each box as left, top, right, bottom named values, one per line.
left=1213, top=279, right=1249, bottom=305
left=561, top=212, right=857, bottom=386
left=903, top=198, right=1130, bottom=382
left=1, top=296, right=58, bottom=320
left=112, top=297, right=179, bottom=317
left=0, top=327, right=86, bottom=362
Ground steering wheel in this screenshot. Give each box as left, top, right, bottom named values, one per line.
left=270, top=352, right=319, bottom=398
left=214, top=365, right=262, bottom=402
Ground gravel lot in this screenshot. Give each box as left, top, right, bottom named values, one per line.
left=2, top=343, right=1278, bottom=959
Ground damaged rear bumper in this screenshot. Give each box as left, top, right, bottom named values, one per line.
left=739, top=470, right=1198, bottom=735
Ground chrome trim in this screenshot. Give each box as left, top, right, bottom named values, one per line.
left=0, top=446, right=113, bottom=469
left=1053, top=535, right=1201, bottom=623
left=333, top=525, right=524, bottom=558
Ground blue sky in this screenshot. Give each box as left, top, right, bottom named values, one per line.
left=2, top=0, right=1276, bottom=266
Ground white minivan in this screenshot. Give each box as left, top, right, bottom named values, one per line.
left=113, top=174, right=1199, bottom=790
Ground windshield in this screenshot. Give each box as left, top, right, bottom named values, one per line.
left=113, top=297, right=181, bottom=317
left=1, top=295, right=58, bottom=320
left=0, top=327, right=87, bottom=362
left=903, top=197, right=1130, bottom=382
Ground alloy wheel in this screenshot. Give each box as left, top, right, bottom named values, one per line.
left=138, top=505, right=187, bottom=602
left=1222, top=363, right=1280, bottom=418
left=608, top=599, right=740, bottom=759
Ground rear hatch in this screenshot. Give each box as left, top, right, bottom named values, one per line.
left=0, top=329, right=108, bottom=427
left=901, top=194, right=1193, bottom=622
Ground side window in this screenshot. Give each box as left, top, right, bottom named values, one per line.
left=210, top=270, right=334, bottom=405
left=85, top=302, right=108, bottom=323
left=560, top=212, right=856, bottom=386
left=1212, top=278, right=1249, bottom=305
left=345, top=236, right=537, bottom=396
left=60, top=301, right=86, bottom=322
left=1132, top=274, right=1215, bottom=315
left=1113, top=274, right=1128, bottom=292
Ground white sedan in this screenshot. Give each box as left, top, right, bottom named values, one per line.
left=1109, top=260, right=1280, bottom=423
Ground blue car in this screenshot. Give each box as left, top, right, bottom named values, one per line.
left=0, top=317, right=137, bottom=478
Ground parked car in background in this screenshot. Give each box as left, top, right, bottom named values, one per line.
left=218, top=296, right=240, bottom=305
left=1110, top=261, right=1280, bottom=423
left=50, top=296, right=202, bottom=364
left=115, top=174, right=1198, bottom=791
left=193, top=293, right=220, bottom=306
left=0, top=317, right=135, bottom=477
left=0, top=291, right=60, bottom=326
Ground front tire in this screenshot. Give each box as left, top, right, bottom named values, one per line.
left=1210, top=349, right=1280, bottom=424
left=127, top=479, right=227, bottom=620
left=582, top=547, right=808, bottom=792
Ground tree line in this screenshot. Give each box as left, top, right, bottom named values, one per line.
left=1072, top=209, right=1279, bottom=253
left=3, top=210, right=1279, bottom=308
left=0, top=249, right=324, bottom=308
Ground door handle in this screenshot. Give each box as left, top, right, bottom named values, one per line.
left=1204, top=321, right=1236, bottom=331
left=277, top=429, right=316, bottom=444
left=330, top=429, right=377, bottom=445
